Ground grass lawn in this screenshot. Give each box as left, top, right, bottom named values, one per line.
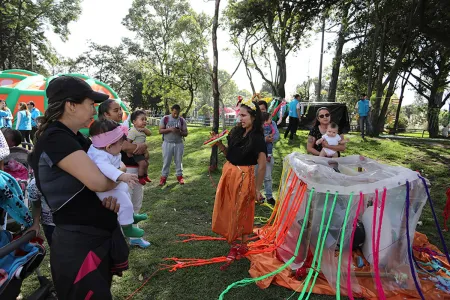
left=20, top=127, right=450, bottom=300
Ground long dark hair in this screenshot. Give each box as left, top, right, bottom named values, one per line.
left=97, top=99, right=116, bottom=121
left=228, top=102, right=263, bottom=155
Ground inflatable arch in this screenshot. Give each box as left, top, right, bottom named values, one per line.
left=0, top=69, right=129, bottom=135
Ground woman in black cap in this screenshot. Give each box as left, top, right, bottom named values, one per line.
left=29, top=75, right=129, bottom=299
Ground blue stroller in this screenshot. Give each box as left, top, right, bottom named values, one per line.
left=0, top=170, right=51, bottom=299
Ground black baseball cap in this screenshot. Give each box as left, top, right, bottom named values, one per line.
left=46, top=75, right=109, bottom=104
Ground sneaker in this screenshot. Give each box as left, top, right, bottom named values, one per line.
left=133, top=213, right=148, bottom=224
left=122, top=225, right=144, bottom=238
left=177, top=175, right=185, bottom=185
left=144, top=175, right=152, bottom=183
left=159, top=176, right=167, bottom=186
left=130, top=238, right=151, bottom=249
left=138, top=177, right=147, bottom=186
left=226, top=245, right=239, bottom=261
left=267, top=155, right=272, bottom=162
left=267, top=198, right=276, bottom=206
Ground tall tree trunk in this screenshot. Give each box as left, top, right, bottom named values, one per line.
left=428, top=90, right=443, bottom=138
left=371, top=21, right=387, bottom=133
left=376, top=75, right=397, bottom=135
left=221, top=100, right=226, bottom=131
left=328, top=28, right=346, bottom=102
left=276, top=57, right=287, bottom=98
left=393, top=71, right=411, bottom=134
left=317, top=17, right=325, bottom=101
left=367, top=25, right=381, bottom=97
left=164, top=99, right=170, bottom=115
left=184, top=88, right=195, bottom=117
left=209, top=0, right=221, bottom=171
left=329, top=2, right=351, bottom=102
left=245, top=63, right=256, bottom=94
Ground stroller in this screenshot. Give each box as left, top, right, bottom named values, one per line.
left=3, top=145, right=34, bottom=227
left=0, top=145, right=51, bottom=299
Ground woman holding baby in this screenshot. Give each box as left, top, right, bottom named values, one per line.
left=306, top=107, right=347, bottom=158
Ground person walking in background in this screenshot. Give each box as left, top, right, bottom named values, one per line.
left=284, top=94, right=301, bottom=140
left=28, top=101, right=41, bottom=142
left=15, top=102, right=32, bottom=149
left=356, top=94, right=371, bottom=138
left=158, top=104, right=188, bottom=186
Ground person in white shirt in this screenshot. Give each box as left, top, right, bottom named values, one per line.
left=316, top=122, right=348, bottom=157
left=87, top=119, right=148, bottom=238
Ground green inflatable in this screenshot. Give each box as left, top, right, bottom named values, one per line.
left=0, top=69, right=129, bottom=135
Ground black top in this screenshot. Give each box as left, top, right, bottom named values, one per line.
left=226, top=130, right=267, bottom=166
left=308, top=124, right=343, bottom=154
left=30, top=121, right=117, bottom=231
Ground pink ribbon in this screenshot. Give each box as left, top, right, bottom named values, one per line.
left=91, top=125, right=128, bottom=148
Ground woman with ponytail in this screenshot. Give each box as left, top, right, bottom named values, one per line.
left=29, top=76, right=129, bottom=299
left=212, top=99, right=267, bottom=261
left=15, top=102, right=32, bottom=149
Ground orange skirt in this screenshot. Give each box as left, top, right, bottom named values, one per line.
left=212, top=161, right=256, bottom=244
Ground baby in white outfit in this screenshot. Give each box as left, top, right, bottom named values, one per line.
left=316, top=122, right=347, bottom=158
left=87, top=119, right=147, bottom=238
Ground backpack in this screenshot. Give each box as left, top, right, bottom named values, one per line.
left=162, top=116, right=185, bottom=141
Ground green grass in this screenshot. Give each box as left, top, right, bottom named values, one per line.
left=20, top=127, right=450, bottom=300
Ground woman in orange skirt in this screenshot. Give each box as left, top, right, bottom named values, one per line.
left=213, top=100, right=267, bottom=260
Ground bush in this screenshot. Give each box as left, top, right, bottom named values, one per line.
left=386, top=115, right=409, bottom=132
left=199, top=104, right=213, bottom=117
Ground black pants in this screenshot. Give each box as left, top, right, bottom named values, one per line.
left=30, top=126, right=37, bottom=143
left=19, top=129, right=31, bottom=150
left=284, top=117, right=299, bottom=139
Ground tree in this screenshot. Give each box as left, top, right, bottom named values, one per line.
left=169, top=13, right=211, bottom=116
left=296, top=78, right=313, bottom=102
left=209, top=0, right=221, bottom=171
left=226, top=0, right=338, bottom=98
left=0, top=0, right=81, bottom=73
left=124, top=0, right=209, bottom=115
left=327, top=0, right=368, bottom=102
left=238, top=89, right=252, bottom=99
left=408, top=38, right=450, bottom=138
left=219, top=70, right=239, bottom=107
left=229, top=29, right=257, bottom=94
left=260, top=81, right=273, bottom=95
left=66, top=42, right=149, bottom=107
left=416, top=0, right=450, bottom=48
left=403, top=94, right=428, bottom=128
left=369, top=0, right=421, bottom=136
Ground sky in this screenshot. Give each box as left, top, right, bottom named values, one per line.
left=46, top=0, right=417, bottom=105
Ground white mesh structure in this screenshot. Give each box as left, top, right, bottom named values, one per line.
left=276, top=154, right=428, bottom=295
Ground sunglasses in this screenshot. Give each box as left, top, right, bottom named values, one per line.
left=318, top=113, right=330, bottom=119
